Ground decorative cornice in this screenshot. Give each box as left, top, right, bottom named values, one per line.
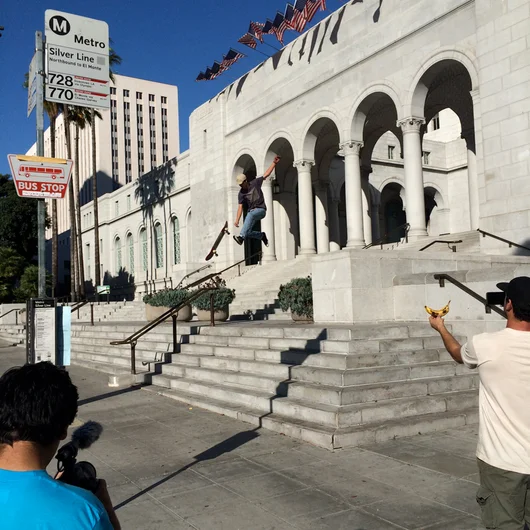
left=293, top=159, right=315, bottom=170
left=339, top=140, right=363, bottom=156
left=397, top=117, right=425, bottom=133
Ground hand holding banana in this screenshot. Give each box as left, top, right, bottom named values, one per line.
left=425, top=300, right=451, bottom=318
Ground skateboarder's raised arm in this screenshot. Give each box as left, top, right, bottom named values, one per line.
left=263, top=156, right=281, bottom=180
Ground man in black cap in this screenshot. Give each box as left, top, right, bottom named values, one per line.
left=429, top=276, right=530, bottom=530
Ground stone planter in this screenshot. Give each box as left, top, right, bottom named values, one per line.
left=145, top=304, right=192, bottom=322
left=196, top=308, right=228, bottom=322
left=291, top=312, right=313, bottom=322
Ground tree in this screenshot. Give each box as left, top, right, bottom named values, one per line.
left=0, top=175, right=40, bottom=261
left=0, top=247, right=25, bottom=302
left=92, top=45, right=122, bottom=291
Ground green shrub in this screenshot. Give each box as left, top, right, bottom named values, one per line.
left=278, top=276, right=313, bottom=319
left=193, top=287, right=236, bottom=311
left=143, top=288, right=190, bottom=307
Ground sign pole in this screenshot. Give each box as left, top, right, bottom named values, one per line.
left=36, top=31, right=46, bottom=297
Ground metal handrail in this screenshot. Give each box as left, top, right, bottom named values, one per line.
left=363, top=223, right=410, bottom=250
left=0, top=308, right=21, bottom=325
left=176, top=264, right=212, bottom=289
left=477, top=229, right=530, bottom=253
left=433, top=273, right=507, bottom=319
left=110, top=251, right=263, bottom=375
left=420, top=240, right=463, bottom=252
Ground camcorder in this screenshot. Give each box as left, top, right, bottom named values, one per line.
left=486, top=291, right=506, bottom=306
left=55, top=421, right=103, bottom=493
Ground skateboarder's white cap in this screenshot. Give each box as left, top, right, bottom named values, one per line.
left=236, top=174, right=247, bottom=186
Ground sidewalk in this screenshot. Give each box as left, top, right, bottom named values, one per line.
left=0, top=343, right=483, bottom=529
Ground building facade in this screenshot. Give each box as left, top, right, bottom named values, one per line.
left=37, top=0, right=530, bottom=296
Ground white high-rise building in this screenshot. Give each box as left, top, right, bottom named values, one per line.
left=26, top=74, right=179, bottom=286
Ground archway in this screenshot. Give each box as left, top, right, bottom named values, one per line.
left=380, top=183, right=406, bottom=243
left=264, top=137, right=297, bottom=260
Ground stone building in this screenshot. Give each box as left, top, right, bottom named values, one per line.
left=35, top=0, right=529, bottom=297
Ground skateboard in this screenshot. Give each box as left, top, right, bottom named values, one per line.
left=205, top=221, right=230, bottom=261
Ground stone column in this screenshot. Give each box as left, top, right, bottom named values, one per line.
left=328, top=196, right=341, bottom=252
left=261, top=179, right=277, bottom=261
left=398, top=117, right=428, bottom=240
left=314, top=182, right=330, bottom=254
left=294, top=160, right=316, bottom=255
left=340, top=141, right=365, bottom=248
left=361, top=166, right=372, bottom=247
left=462, top=128, right=479, bottom=230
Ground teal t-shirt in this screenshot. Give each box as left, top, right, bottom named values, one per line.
left=0, top=469, right=113, bottom=529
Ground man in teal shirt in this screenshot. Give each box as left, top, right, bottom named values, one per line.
left=0, top=362, right=120, bottom=529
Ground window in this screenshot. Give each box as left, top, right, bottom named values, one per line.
left=140, top=229, right=148, bottom=272
left=155, top=223, right=163, bottom=268
left=127, top=194, right=131, bottom=211
left=161, top=96, right=167, bottom=104
left=115, top=200, right=119, bottom=217
left=172, top=217, right=181, bottom=265
left=123, top=89, right=129, bottom=97
left=115, top=237, right=122, bottom=273
left=423, top=151, right=430, bottom=165
left=432, top=114, right=440, bottom=131
left=111, top=99, right=117, bottom=107
left=110, top=87, right=116, bottom=95
left=127, top=233, right=134, bottom=274
left=136, top=91, right=142, bottom=99
left=388, top=145, right=395, bottom=160
left=149, top=94, right=155, bottom=102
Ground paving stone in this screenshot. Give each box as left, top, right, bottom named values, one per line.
left=114, top=498, right=192, bottom=530
left=418, top=514, right=483, bottom=529
left=192, top=457, right=269, bottom=483
left=417, top=478, right=481, bottom=517
left=134, top=468, right=214, bottom=499
left=223, top=471, right=309, bottom=501
left=247, top=448, right=325, bottom=471
left=292, top=508, right=403, bottom=529
left=360, top=494, right=464, bottom=529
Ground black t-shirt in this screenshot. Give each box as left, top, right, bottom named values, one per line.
left=238, top=176, right=266, bottom=211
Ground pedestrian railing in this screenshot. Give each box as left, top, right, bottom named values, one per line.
left=0, top=308, right=21, bottom=325
left=363, top=223, right=410, bottom=250
left=477, top=229, right=530, bottom=253
left=419, top=240, right=463, bottom=252
left=433, top=273, right=507, bottom=319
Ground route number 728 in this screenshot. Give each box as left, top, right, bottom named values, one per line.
left=48, top=73, right=74, bottom=86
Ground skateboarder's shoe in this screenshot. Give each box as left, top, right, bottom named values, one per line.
left=233, top=235, right=244, bottom=246
left=262, top=233, right=269, bottom=247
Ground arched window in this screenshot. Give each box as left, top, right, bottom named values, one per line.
left=154, top=223, right=163, bottom=269
left=140, top=228, right=148, bottom=272
left=114, top=237, right=122, bottom=273
left=127, top=233, right=134, bottom=274
left=172, top=217, right=181, bottom=265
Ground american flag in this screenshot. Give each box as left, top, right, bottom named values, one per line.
left=290, top=0, right=308, bottom=32
left=303, top=0, right=321, bottom=25
left=249, top=21, right=265, bottom=43
left=204, top=67, right=213, bottom=80
left=210, top=62, right=223, bottom=79
left=222, top=48, right=245, bottom=69
left=196, top=72, right=206, bottom=82
left=238, top=33, right=257, bottom=49
left=272, top=12, right=286, bottom=45
left=262, top=19, right=275, bottom=35
left=279, top=4, right=295, bottom=35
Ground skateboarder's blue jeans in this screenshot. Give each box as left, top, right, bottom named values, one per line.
left=240, top=208, right=266, bottom=240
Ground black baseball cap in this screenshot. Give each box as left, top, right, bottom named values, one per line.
left=497, top=276, right=530, bottom=309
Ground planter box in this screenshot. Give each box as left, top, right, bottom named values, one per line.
left=145, top=304, right=192, bottom=322
left=292, top=312, right=313, bottom=322
left=196, top=308, right=228, bottom=322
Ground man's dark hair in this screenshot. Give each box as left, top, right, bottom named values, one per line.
left=0, top=362, right=78, bottom=447
left=512, top=300, right=530, bottom=323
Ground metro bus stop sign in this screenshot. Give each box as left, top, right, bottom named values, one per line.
left=7, top=154, right=73, bottom=199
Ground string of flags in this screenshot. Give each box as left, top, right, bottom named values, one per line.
left=196, top=0, right=328, bottom=82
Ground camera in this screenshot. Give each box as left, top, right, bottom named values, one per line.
left=486, top=291, right=506, bottom=306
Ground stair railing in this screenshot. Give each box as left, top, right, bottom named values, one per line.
left=477, top=229, right=530, bottom=253
left=0, top=308, right=21, bottom=325
left=109, top=251, right=263, bottom=375
left=176, top=264, right=212, bottom=289
left=363, top=223, right=410, bottom=250
left=433, top=273, right=507, bottom=319
left=419, top=240, right=463, bottom=252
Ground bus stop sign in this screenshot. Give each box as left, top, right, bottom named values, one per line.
left=7, top=154, right=73, bottom=199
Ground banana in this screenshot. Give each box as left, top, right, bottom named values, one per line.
left=425, top=300, right=451, bottom=318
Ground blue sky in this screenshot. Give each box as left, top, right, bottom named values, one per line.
left=0, top=0, right=331, bottom=174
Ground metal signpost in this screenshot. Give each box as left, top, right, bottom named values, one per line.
left=44, top=10, right=110, bottom=109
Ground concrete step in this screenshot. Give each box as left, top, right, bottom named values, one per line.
left=71, top=349, right=169, bottom=369
left=144, top=386, right=478, bottom=450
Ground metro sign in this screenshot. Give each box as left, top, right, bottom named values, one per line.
left=7, top=154, right=73, bottom=199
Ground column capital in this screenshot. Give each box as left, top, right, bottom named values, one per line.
left=397, top=117, right=425, bottom=133
left=293, top=159, right=315, bottom=170
left=339, top=140, right=363, bottom=155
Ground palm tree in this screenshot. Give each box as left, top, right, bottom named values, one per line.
left=92, top=46, right=122, bottom=292
left=63, top=105, right=79, bottom=301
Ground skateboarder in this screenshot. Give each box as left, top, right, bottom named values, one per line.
left=233, top=156, right=280, bottom=247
